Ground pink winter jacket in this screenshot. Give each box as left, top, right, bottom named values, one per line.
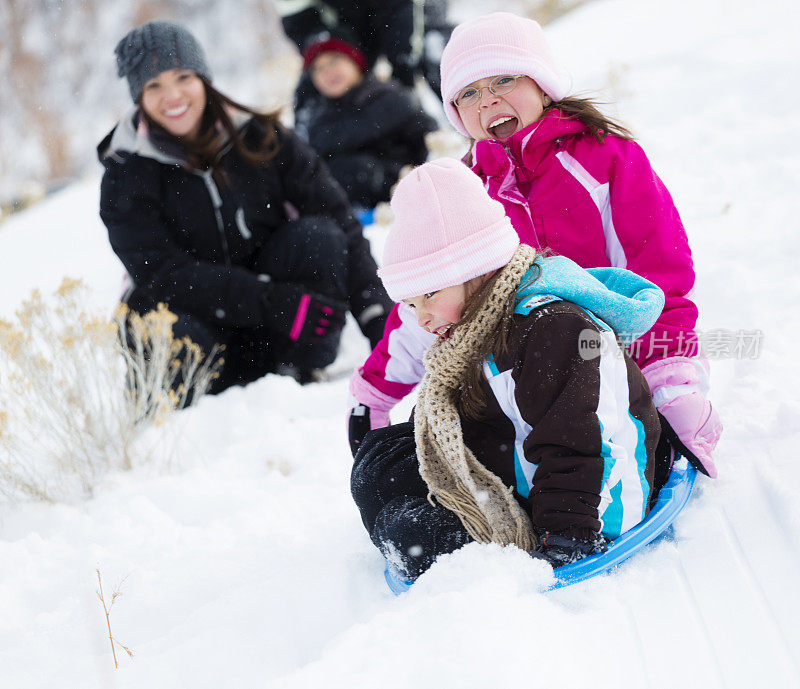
left=352, top=109, right=699, bottom=410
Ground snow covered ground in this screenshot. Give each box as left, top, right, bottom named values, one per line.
left=2, top=0, right=800, bottom=686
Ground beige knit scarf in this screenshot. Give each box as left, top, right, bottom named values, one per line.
left=414, top=244, right=539, bottom=551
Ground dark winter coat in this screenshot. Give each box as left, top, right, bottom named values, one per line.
left=462, top=299, right=661, bottom=541
left=97, top=110, right=390, bottom=332
left=295, top=75, right=436, bottom=208
left=411, top=255, right=667, bottom=543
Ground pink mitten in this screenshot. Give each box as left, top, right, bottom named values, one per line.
left=642, top=357, right=722, bottom=478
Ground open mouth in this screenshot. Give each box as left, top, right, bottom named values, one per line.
left=487, top=115, right=519, bottom=140
left=164, top=104, right=189, bottom=118
left=432, top=325, right=453, bottom=338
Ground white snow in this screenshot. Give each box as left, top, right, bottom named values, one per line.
left=2, top=0, right=800, bottom=686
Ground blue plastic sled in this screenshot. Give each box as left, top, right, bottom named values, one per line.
left=384, top=459, right=698, bottom=595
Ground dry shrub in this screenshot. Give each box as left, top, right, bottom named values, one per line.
left=0, top=278, right=221, bottom=501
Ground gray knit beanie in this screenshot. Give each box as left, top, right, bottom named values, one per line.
left=115, top=21, right=212, bottom=102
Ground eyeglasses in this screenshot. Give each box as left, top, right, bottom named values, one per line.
left=452, top=75, right=524, bottom=109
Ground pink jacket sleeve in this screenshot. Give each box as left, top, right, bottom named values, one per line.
left=577, top=136, right=699, bottom=369
left=349, top=301, right=435, bottom=410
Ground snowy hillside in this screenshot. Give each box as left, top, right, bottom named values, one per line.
left=2, top=0, right=800, bottom=687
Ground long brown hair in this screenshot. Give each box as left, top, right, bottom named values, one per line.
left=462, top=95, right=634, bottom=166
left=545, top=96, right=634, bottom=141
left=139, top=77, right=281, bottom=180
left=455, top=261, right=542, bottom=420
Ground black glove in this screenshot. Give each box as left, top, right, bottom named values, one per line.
left=533, top=532, right=609, bottom=567
left=263, top=282, right=346, bottom=344
left=348, top=404, right=373, bottom=457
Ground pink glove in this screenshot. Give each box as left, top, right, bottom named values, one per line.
left=346, top=369, right=401, bottom=457
left=642, top=357, right=722, bottom=478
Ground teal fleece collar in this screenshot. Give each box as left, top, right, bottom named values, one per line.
left=515, top=255, right=665, bottom=344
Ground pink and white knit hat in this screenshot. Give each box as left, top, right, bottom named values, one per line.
left=440, top=12, right=570, bottom=137
left=378, top=158, right=519, bottom=302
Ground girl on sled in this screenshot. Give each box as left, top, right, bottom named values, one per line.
left=351, top=159, right=670, bottom=579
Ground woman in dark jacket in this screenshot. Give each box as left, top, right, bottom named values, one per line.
left=295, top=34, right=437, bottom=210
left=98, top=21, right=391, bottom=391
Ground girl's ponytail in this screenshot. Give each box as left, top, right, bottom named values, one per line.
left=543, top=96, right=634, bottom=143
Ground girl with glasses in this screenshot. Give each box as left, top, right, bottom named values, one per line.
left=350, top=12, right=721, bottom=483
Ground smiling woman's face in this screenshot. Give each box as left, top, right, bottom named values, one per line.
left=140, top=68, right=206, bottom=141
left=457, top=75, right=546, bottom=141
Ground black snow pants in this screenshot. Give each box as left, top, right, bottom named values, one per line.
left=351, top=422, right=473, bottom=580
left=125, top=216, right=349, bottom=394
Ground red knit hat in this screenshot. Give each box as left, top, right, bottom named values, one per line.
left=302, top=36, right=368, bottom=73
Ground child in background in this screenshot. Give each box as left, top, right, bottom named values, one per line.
left=277, top=0, right=454, bottom=99
left=351, top=159, right=667, bottom=580
left=349, top=12, right=721, bottom=478
left=295, top=32, right=437, bottom=211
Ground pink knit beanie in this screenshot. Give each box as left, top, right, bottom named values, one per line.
left=378, top=159, right=520, bottom=302
left=440, top=12, right=570, bottom=137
